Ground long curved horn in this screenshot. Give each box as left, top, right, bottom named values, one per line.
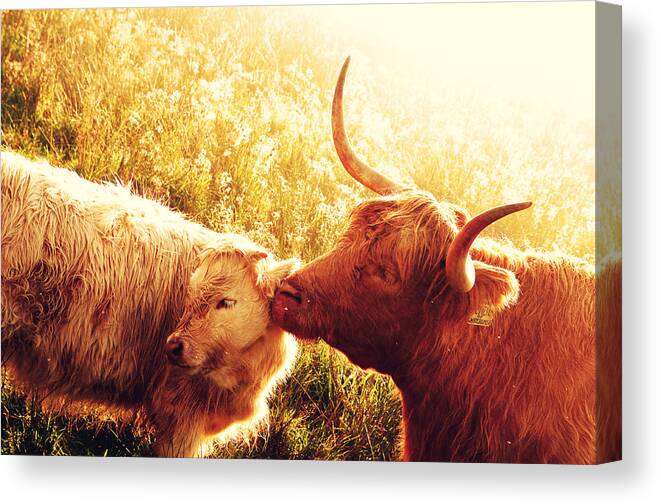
left=446, top=202, right=532, bottom=292
left=332, top=57, right=405, bottom=195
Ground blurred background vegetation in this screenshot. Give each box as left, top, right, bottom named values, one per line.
left=1, top=6, right=604, bottom=459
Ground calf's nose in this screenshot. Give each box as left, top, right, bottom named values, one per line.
left=165, top=335, right=186, bottom=365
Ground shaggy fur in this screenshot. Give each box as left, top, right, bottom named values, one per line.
left=1, top=151, right=297, bottom=457
left=273, top=191, right=621, bottom=464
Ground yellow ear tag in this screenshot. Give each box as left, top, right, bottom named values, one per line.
left=468, top=306, right=494, bottom=327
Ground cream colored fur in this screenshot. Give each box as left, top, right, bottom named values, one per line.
left=1, top=151, right=297, bottom=457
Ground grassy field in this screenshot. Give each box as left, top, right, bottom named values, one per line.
left=1, top=7, right=603, bottom=459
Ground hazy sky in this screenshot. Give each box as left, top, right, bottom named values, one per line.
left=305, top=2, right=595, bottom=123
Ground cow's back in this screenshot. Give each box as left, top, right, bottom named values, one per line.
left=1, top=151, right=216, bottom=407
left=596, top=258, right=622, bottom=462
left=505, top=254, right=597, bottom=462
left=430, top=251, right=599, bottom=463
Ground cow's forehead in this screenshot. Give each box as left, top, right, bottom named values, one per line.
left=190, top=253, right=251, bottom=291
left=352, top=197, right=396, bottom=217
left=350, top=193, right=456, bottom=231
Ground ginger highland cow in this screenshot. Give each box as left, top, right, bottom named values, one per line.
left=273, top=59, right=621, bottom=464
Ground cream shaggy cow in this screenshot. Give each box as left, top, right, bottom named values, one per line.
left=1, top=151, right=298, bottom=457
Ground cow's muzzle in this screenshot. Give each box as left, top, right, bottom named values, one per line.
left=165, top=334, right=202, bottom=369
left=272, top=278, right=316, bottom=339
left=277, top=279, right=305, bottom=305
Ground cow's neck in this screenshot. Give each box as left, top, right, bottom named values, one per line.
left=394, top=314, right=511, bottom=462
left=392, top=322, right=467, bottom=461
left=392, top=252, right=528, bottom=462
left=398, top=383, right=455, bottom=461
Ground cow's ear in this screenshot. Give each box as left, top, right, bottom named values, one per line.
left=259, top=258, right=301, bottom=298
left=452, top=207, right=469, bottom=230
left=244, top=249, right=269, bottom=264
left=465, top=261, right=519, bottom=315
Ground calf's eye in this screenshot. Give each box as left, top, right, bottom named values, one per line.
left=216, top=298, right=237, bottom=310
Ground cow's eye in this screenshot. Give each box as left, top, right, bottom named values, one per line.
left=216, top=298, right=236, bottom=310
left=377, top=266, right=396, bottom=283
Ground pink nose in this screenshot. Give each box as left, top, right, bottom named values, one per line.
left=165, top=335, right=187, bottom=366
